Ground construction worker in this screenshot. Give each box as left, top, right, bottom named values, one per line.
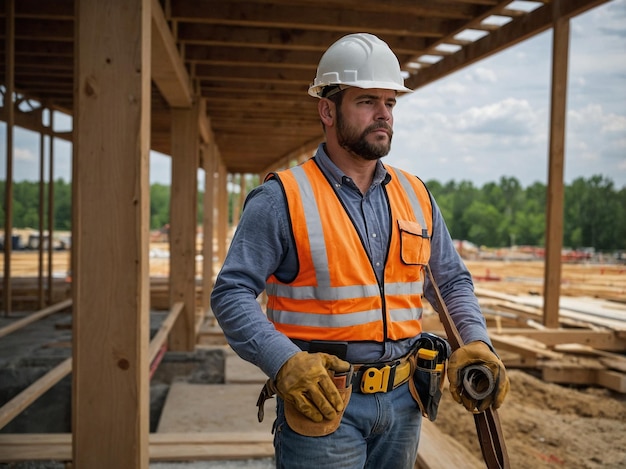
left=210, top=33, right=509, bottom=469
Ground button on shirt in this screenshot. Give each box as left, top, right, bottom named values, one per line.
left=210, top=143, right=491, bottom=380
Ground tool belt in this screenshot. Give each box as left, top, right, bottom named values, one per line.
left=351, top=356, right=412, bottom=394
left=407, top=332, right=451, bottom=421
left=256, top=352, right=414, bottom=435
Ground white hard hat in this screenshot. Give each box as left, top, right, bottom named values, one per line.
left=308, top=33, right=413, bottom=98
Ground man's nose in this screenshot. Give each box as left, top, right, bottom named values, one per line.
left=375, top=103, right=392, bottom=121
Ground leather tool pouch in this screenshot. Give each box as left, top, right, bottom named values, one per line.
left=284, top=370, right=353, bottom=437
left=408, top=332, right=451, bottom=421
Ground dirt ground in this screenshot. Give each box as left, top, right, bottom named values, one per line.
left=435, top=370, right=626, bottom=469
left=447, top=260, right=626, bottom=469
left=3, top=248, right=626, bottom=468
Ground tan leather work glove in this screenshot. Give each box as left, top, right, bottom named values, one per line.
left=447, top=341, right=510, bottom=413
left=275, top=351, right=351, bottom=423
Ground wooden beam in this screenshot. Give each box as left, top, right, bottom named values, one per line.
left=151, top=0, right=192, bottom=107
left=497, top=329, right=626, bottom=352
left=261, top=135, right=321, bottom=175
left=148, top=302, right=184, bottom=363
left=169, top=103, right=200, bottom=351
left=542, top=365, right=626, bottom=392
left=73, top=0, right=151, bottom=467
left=0, top=432, right=274, bottom=462
left=490, top=334, right=563, bottom=359
left=197, top=98, right=214, bottom=144
left=0, top=358, right=72, bottom=431
left=543, top=3, right=570, bottom=328
left=172, top=4, right=450, bottom=38
left=0, top=299, right=72, bottom=339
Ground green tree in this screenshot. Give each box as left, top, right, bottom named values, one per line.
left=462, top=200, right=503, bottom=247
left=54, top=180, right=72, bottom=230
left=448, top=180, right=478, bottom=240
left=150, top=183, right=170, bottom=229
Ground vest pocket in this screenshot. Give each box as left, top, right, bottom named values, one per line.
left=398, top=219, right=430, bottom=265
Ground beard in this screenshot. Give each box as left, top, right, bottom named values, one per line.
left=336, top=109, right=393, bottom=161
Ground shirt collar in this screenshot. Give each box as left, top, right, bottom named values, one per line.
left=314, top=143, right=391, bottom=190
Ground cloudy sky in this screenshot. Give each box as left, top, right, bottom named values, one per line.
left=390, top=0, right=626, bottom=189
left=2, top=0, right=625, bottom=190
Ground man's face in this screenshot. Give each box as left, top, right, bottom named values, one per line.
left=334, top=88, right=397, bottom=161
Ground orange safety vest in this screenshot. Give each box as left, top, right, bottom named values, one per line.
left=266, top=158, right=433, bottom=343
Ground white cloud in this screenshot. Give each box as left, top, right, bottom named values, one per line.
left=14, top=147, right=37, bottom=163
left=465, top=66, right=498, bottom=84
left=388, top=1, right=626, bottom=189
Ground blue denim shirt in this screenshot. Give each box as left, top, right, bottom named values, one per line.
left=210, top=144, right=491, bottom=380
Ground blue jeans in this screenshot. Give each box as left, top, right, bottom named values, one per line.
left=273, top=382, right=422, bottom=469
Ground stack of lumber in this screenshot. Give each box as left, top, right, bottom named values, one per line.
left=473, top=287, right=626, bottom=393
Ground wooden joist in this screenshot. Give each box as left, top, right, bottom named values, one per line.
left=0, top=432, right=273, bottom=462
left=0, top=303, right=185, bottom=432
left=148, top=302, right=184, bottom=363
left=493, top=328, right=626, bottom=352
left=542, top=363, right=626, bottom=393
left=0, top=358, right=72, bottom=430
left=0, top=299, right=72, bottom=339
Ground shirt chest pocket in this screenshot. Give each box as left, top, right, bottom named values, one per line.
left=398, top=219, right=431, bottom=265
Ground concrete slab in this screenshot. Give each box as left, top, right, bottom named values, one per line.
left=157, top=382, right=275, bottom=434
left=224, top=351, right=268, bottom=385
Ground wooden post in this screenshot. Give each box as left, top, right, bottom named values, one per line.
left=47, top=112, right=55, bottom=305
left=169, top=103, right=200, bottom=351
left=543, top=2, right=570, bottom=329
left=216, top=160, right=228, bottom=265
left=38, top=130, right=46, bottom=309
left=201, top=143, right=217, bottom=314
left=73, top=0, right=151, bottom=467
left=3, top=0, right=15, bottom=316
left=231, top=173, right=244, bottom=226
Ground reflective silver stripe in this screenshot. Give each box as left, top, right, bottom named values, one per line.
left=392, top=167, right=429, bottom=237
left=268, top=279, right=423, bottom=301
left=267, top=282, right=380, bottom=301
left=389, top=307, right=423, bottom=322
left=267, top=306, right=422, bottom=327
left=267, top=308, right=381, bottom=328
left=291, top=165, right=332, bottom=287
left=385, top=281, right=423, bottom=296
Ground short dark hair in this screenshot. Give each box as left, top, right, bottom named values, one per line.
left=323, top=87, right=344, bottom=106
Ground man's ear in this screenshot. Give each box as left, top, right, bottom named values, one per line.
left=318, top=99, right=335, bottom=127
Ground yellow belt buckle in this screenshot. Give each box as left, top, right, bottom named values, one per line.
left=361, top=365, right=391, bottom=393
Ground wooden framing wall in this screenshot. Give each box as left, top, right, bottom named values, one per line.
left=169, top=103, right=200, bottom=351
left=72, top=0, right=151, bottom=467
